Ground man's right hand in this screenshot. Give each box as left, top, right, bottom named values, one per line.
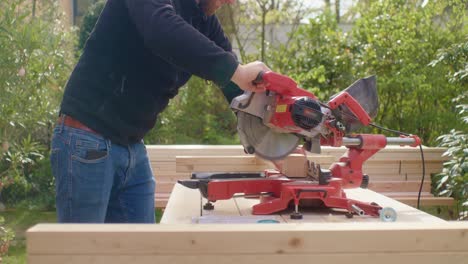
left=231, top=61, right=271, bottom=93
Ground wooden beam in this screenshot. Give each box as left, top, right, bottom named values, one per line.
left=27, top=222, right=468, bottom=264
left=27, top=253, right=468, bottom=264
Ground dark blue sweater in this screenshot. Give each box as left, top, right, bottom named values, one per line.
left=60, top=0, right=242, bottom=145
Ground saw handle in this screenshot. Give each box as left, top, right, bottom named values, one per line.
left=257, top=71, right=317, bottom=99
left=252, top=71, right=265, bottom=85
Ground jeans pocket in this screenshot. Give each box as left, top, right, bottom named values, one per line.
left=71, top=135, right=109, bottom=164
left=50, top=134, right=68, bottom=200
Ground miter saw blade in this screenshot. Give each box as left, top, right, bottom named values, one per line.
left=237, top=111, right=300, bottom=160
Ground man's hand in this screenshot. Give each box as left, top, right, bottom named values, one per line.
left=231, top=61, right=271, bottom=92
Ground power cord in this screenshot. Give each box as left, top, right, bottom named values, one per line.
left=370, top=123, right=426, bottom=209
left=417, top=144, right=426, bottom=209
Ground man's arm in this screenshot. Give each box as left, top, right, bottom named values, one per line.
left=125, top=0, right=238, bottom=87
left=205, top=15, right=243, bottom=103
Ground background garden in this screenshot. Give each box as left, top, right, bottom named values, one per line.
left=0, top=0, right=466, bottom=262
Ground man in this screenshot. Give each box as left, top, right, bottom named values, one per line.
left=51, top=0, right=269, bottom=223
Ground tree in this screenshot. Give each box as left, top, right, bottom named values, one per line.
left=268, top=0, right=467, bottom=145
left=218, top=0, right=311, bottom=63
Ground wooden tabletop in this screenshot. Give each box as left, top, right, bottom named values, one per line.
left=160, top=183, right=445, bottom=224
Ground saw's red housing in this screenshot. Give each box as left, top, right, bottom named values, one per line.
left=204, top=71, right=420, bottom=218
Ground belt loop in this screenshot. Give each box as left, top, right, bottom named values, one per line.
left=58, top=114, right=66, bottom=133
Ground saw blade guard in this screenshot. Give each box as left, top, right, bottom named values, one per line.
left=329, top=76, right=378, bottom=133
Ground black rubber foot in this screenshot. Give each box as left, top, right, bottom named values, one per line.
left=345, top=212, right=354, bottom=219
left=360, top=174, right=369, bottom=188
left=203, top=202, right=214, bottom=210
left=290, top=212, right=303, bottom=220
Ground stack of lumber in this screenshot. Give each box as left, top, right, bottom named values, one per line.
left=148, top=145, right=248, bottom=208
left=147, top=145, right=452, bottom=208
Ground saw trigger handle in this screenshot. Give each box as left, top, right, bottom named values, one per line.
left=252, top=71, right=265, bottom=85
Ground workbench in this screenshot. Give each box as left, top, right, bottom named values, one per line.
left=161, top=183, right=445, bottom=224
left=27, top=174, right=468, bottom=264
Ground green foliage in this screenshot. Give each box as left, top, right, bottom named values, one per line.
left=0, top=0, right=76, bottom=209
left=0, top=216, right=15, bottom=256
left=431, top=36, right=468, bottom=219
left=266, top=12, right=355, bottom=99
left=1, top=135, right=44, bottom=191
left=429, top=36, right=468, bottom=85
left=433, top=124, right=468, bottom=212
left=350, top=0, right=466, bottom=144
left=268, top=0, right=467, bottom=145
left=144, top=77, right=239, bottom=144
left=1, top=209, right=57, bottom=262
left=77, top=1, right=106, bottom=53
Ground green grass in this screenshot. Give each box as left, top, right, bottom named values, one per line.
left=1, top=208, right=164, bottom=263
left=420, top=205, right=459, bottom=220
left=2, top=210, right=57, bottom=264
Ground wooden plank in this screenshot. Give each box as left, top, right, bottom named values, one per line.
left=156, top=181, right=177, bottom=193
left=27, top=222, right=468, bottom=256
left=148, top=145, right=448, bottom=162
left=391, top=197, right=455, bottom=207
left=175, top=155, right=335, bottom=173
left=367, top=181, right=431, bottom=192
left=160, top=183, right=240, bottom=223
left=173, top=156, right=442, bottom=175
left=149, top=145, right=450, bottom=209
left=28, top=253, right=468, bottom=264
left=161, top=185, right=445, bottom=224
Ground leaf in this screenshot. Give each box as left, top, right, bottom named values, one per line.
left=440, top=175, right=449, bottom=184
left=439, top=189, right=451, bottom=196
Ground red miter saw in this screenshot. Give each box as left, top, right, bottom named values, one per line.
left=180, top=71, right=421, bottom=221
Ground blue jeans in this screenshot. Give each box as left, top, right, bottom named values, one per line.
left=50, top=119, right=156, bottom=223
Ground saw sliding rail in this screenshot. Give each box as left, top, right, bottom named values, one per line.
left=341, top=136, right=420, bottom=146
left=179, top=135, right=420, bottom=221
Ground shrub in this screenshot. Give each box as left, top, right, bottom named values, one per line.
left=431, top=37, right=468, bottom=219
left=0, top=216, right=15, bottom=256
left=77, top=1, right=106, bottom=53
left=0, top=0, right=76, bottom=209
left=144, top=77, right=239, bottom=144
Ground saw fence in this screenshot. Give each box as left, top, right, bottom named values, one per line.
left=148, top=145, right=454, bottom=208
